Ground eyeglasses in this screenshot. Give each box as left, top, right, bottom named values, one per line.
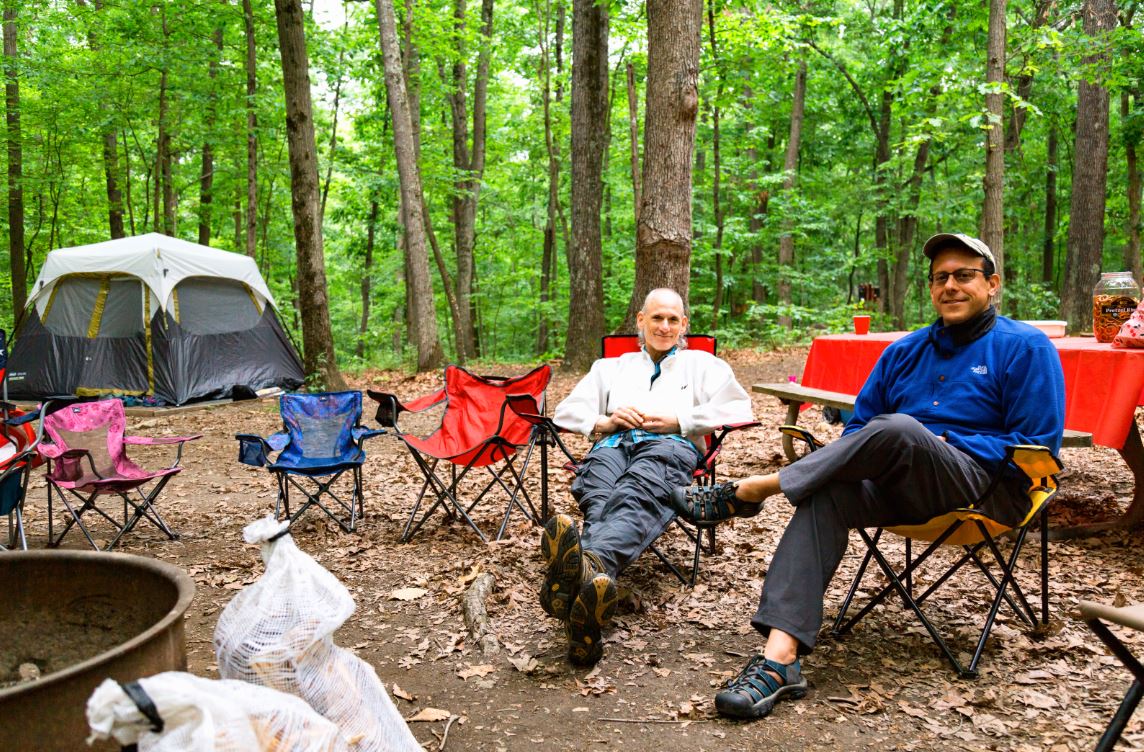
left=928, top=268, right=987, bottom=286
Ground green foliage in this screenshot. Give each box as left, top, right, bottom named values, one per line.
left=2, top=0, right=1141, bottom=367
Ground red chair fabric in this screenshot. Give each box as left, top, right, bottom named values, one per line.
left=367, top=364, right=552, bottom=542
left=38, top=399, right=200, bottom=550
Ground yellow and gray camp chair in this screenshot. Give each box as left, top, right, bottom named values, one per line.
left=781, top=426, right=1063, bottom=678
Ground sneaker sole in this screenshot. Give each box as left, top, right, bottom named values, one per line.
left=539, top=514, right=581, bottom=620
left=567, top=573, right=617, bottom=665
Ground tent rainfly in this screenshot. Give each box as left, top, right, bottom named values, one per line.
left=6, top=233, right=305, bottom=406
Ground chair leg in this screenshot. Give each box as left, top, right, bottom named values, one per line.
left=831, top=528, right=881, bottom=635
left=1087, top=617, right=1144, bottom=752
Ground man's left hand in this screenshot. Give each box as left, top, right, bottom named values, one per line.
left=638, top=412, right=681, bottom=434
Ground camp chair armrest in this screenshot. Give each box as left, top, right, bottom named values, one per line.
left=701, top=420, right=762, bottom=462
left=352, top=426, right=386, bottom=445
left=36, top=441, right=69, bottom=460
left=365, top=388, right=433, bottom=430
left=44, top=447, right=106, bottom=479
left=1004, top=444, right=1063, bottom=483
left=2, top=404, right=40, bottom=425
left=235, top=433, right=274, bottom=467
left=127, top=434, right=202, bottom=444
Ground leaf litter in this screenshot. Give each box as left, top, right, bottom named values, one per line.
left=12, top=348, right=1144, bottom=751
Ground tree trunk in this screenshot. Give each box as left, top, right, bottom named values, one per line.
left=358, top=198, right=378, bottom=359
left=1043, top=123, right=1058, bottom=284
left=319, top=14, right=348, bottom=227
left=707, top=0, right=725, bottom=330
left=446, top=0, right=494, bottom=362
left=1062, top=0, right=1117, bottom=332
left=537, top=0, right=566, bottom=355
left=982, top=0, right=1006, bottom=288
left=376, top=0, right=443, bottom=370
left=199, top=24, right=223, bottom=246
left=158, top=67, right=174, bottom=235
left=3, top=6, right=25, bottom=319
left=563, top=0, right=608, bottom=369
left=273, top=0, right=346, bottom=388
left=625, top=0, right=702, bottom=328
left=626, top=60, right=640, bottom=227
left=1124, top=89, right=1142, bottom=282
left=243, top=0, right=258, bottom=257
left=776, top=57, right=806, bottom=329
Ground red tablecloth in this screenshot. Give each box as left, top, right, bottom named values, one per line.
left=801, top=334, right=1144, bottom=450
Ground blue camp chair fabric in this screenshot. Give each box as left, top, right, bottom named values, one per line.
left=236, top=391, right=384, bottom=533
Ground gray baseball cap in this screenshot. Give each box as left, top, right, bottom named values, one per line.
left=922, top=233, right=996, bottom=267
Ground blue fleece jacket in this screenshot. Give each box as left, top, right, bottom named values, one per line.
left=843, top=313, right=1065, bottom=473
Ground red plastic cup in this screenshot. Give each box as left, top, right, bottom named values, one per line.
left=853, top=315, right=871, bottom=335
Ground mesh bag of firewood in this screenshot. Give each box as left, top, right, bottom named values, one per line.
left=213, top=517, right=420, bottom=752
left=86, top=671, right=349, bottom=752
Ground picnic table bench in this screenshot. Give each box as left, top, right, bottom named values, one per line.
left=752, top=381, right=1094, bottom=463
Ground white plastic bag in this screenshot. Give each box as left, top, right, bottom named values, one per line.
left=86, top=671, right=349, bottom=752
left=213, top=518, right=420, bottom=752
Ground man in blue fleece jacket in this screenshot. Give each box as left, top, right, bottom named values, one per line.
left=669, top=232, right=1065, bottom=721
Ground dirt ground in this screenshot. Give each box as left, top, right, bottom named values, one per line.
left=11, top=347, right=1144, bottom=751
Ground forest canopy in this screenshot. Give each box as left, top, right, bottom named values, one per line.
left=1, top=0, right=1141, bottom=375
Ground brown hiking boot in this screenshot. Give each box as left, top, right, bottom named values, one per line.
left=566, top=562, right=618, bottom=666
left=539, top=514, right=583, bottom=620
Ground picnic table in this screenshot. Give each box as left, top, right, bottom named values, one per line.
left=754, top=333, right=1144, bottom=535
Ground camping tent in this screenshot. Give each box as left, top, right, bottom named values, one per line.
left=6, top=233, right=305, bottom=406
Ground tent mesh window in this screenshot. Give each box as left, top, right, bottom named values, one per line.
left=173, top=278, right=262, bottom=334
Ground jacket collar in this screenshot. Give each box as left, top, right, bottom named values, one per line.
left=928, top=305, right=997, bottom=357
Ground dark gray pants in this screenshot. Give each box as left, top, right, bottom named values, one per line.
left=753, top=413, right=1027, bottom=653
left=572, top=437, right=702, bottom=577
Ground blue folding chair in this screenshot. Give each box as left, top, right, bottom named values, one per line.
left=235, top=391, right=384, bottom=532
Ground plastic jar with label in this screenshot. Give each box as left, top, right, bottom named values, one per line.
left=1092, top=272, right=1142, bottom=343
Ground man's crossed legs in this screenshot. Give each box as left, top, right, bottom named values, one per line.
left=539, top=437, right=700, bottom=664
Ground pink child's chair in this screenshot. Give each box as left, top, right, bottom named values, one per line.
left=38, top=399, right=201, bottom=550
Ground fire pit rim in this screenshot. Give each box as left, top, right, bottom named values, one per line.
left=0, top=549, right=196, bottom=699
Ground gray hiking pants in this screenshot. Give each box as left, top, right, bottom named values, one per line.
left=571, top=436, right=702, bottom=577
left=753, top=413, right=1028, bottom=653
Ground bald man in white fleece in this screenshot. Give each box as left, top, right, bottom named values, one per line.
left=538, top=288, right=753, bottom=665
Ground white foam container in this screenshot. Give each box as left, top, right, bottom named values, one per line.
left=1021, top=320, right=1067, bottom=338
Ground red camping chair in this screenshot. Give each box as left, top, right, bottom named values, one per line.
left=366, top=364, right=551, bottom=543
left=508, top=334, right=759, bottom=585
left=38, top=398, right=201, bottom=550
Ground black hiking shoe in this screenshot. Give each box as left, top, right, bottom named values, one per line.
left=539, top=514, right=583, bottom=620
left=668, top=482, right=761, bottom=522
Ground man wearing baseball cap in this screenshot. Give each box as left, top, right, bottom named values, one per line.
left=667, top=232, right=1065, bottom=721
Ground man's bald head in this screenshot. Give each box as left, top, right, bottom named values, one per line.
left=640, top=288, right=686, bottom=315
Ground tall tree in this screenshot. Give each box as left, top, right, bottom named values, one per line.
left=446, top=0, right=494, bottom=361
left=376, top=0, right=444, bottom=370
left=75, top=0, right=125, bottom=240
left=273, top=0, right=346, bottom=388
left=157, top=5, right=174, bottom=235
left=706, top=0, right=726, bottom=329
left=3, top=3, right=25, bottom=319
left=563, top=0, right=608, bottom=369
left=1062, top=0, right=1117, bottom=332
left=199, top=23, right=223, bottom=246
left=537, top=0, right=567, bottom=355
left=243, top=0, right=258, bottom=257
left=625, top=0, right=702, bottom=326
left=776, top=56, right=806, bottom=329
left=981, top=0, right=1006, bottom=284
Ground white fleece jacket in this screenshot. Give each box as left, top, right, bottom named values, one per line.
left=553, top=348, right=754, bottom=454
